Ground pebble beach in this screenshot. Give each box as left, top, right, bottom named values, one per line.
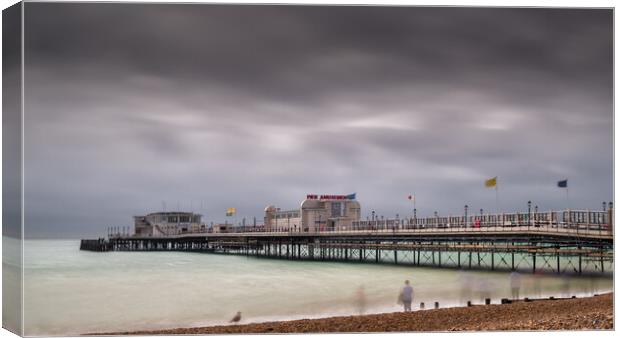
left=101, top=293, right=613, bottom=335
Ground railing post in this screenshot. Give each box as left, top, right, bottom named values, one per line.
left=609, top=206, right=614, bottom=235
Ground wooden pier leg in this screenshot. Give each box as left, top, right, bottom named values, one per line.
left=376, top=247, right=380, bottom=263
left=417, top=246, right=420, bottom=266
left=600, top=248, right=605, bottom=274
left=438, top=250, right=441, bottom=267
left=469, top=251, right=472, bottom=269
left=532, top=253, right=536, bottom=273
left=458, top=250, right=461, bottom=268
left=578, top=245, right=582, bottom=275
left=556, top=245, right=560, bottom=274
left=491, top=250, right=495, bottom=271
left=394, top=250, right=398, bottom=264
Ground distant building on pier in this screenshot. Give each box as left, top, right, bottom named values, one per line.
left=134, top=212, right=202, bottom=236
left=265, top=194, right=361, bottom=232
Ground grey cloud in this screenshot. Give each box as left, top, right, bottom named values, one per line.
left=20, top=3, right=612, bottom=238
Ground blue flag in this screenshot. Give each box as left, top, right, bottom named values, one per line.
left=557, top=179, right=567, bottom=188
left=346, top=193, right=356, bottom=200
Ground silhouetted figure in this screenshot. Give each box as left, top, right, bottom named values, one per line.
left=510, top=271, right=521, bottom=300
left=530, top=270, right=545, bottom=298
left=230, top=311, right=241, bottom=324
left=399, top=280, right=414, bottom=312
left=478, top=278, right=491, bottom=302
left=355, top=285, right=367, bottom=315
left=561, top=274, right=570, bottom=298
left=458, top=270, right=473, bottom=306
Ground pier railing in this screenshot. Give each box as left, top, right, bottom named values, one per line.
left=108, top=209, right=612, bottom=239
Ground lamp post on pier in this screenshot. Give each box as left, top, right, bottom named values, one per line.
left=527, top=201, right=532, bottom=227
left=464, top=205, right=468, bottom=228
left=603, top=202, right=607, bottom=211
left=608, top=202, right=613, bottom=232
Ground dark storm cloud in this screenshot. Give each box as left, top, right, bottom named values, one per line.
left=21, top=3, right=612, bottom=238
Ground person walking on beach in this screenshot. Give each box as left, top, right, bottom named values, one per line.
left=510, top=271, right=521, bottom=300
left=399, top=280, right=414, bottom=312
left=355, top=285, right=367, bottom=315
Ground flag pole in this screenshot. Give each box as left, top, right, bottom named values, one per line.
left=495, top=184, right=499, bottom=213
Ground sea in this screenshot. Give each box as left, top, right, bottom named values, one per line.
left=3, top=238, right=614, bottom=336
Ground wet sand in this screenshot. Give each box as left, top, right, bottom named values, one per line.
left=98, top=293, right=613, bottom=335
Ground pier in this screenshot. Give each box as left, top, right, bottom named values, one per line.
left=81, top=208, right=613, bottom=275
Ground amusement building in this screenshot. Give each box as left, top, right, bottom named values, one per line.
left=264, top=194, right=361, bottom=232
left=134, top=212, right=203, bottom=236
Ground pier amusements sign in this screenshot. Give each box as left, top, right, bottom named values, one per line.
left=306, top=194, right=356, bottom=200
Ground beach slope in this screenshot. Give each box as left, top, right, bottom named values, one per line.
left=101, top=293, right=613, bottom=335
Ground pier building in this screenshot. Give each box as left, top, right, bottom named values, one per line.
left=265, top=194, right=361, bottom=232
left=134, top=211, right=202, bottom=236
left=212, top=223, right=234, bottom=233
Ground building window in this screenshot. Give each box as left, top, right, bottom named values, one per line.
left=331, top=203, right=342, bottom=217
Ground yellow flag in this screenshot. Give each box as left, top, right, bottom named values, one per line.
left=485, top=176, right=497, bottom=188
left=226, top=208, right=236, bottom=216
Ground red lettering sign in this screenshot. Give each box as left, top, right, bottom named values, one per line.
left=307, top=194, right=349, bottom=200
left=319, top=195, right=346, bottom=200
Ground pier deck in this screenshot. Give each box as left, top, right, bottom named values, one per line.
left=81, top=222, right=613, bottom=276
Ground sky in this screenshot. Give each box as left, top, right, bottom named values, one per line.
left=20, top=3, right=612, bottom=238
